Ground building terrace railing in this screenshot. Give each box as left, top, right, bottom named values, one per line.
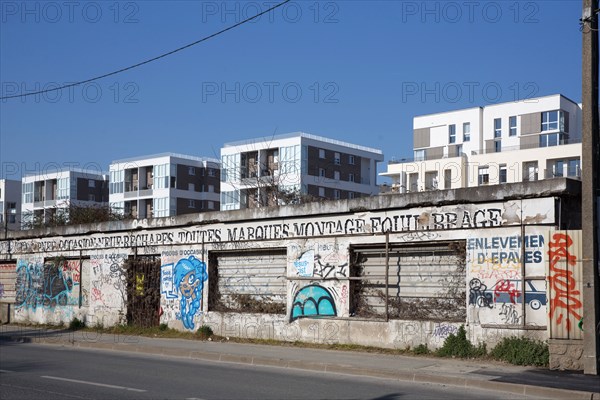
left=388, top=138, right=582, bottom=165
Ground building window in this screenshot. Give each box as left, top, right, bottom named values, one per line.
left=349, top=173, right=355, bottom=182
left=88, top=194, right=96, bottom=201
left=541, top=110, right=561, bottom=132
left=88, top=180, right=95, bottom=188
left=57, top=178, right=69, bottom=200
left=463, top=122, right=470, bottom=142
left=349, top=155, right=355, bottom=165
left=208, top=201, right=215, bottom=209
left=333, top=189, right=340, bottom=200
left=568, top=159, right=581, bottom=177
left=456, top=144, right=463, bottom=157
left=188, top=166, right=196, bottom=175
left=319, top=149, right=325, bottom=159
left=188, top=199, right=195, bottom=208
left=524, top=162, right=538, bottom=182
left=334, top=152, right=341, bottom=165
left=499, top=165, right=507, bottom=183
left=478, top=167, right=490, bottom=186
left=494, top=118, right=502, bottom=138
left=553, top=160, right=564, bottom=177
left=208, top=184, right=214, bottom=192
left=208, top=168, right=216, bottom=177
left=23, top=182, right=33, bottom=203
left=444, top=169, right=452, bottom=189
left=494, top=140, right=502, bottom=153
left=448, top=124, right=456, bottom=144
left=540, top=133, right=561, bottom=147
left=509, top=116, right=517, bottom=136
left=334, top=171, right=340, bottom=180
left=201, top=168, right=205, bottom=176
left=319, top=168, right=325, bottom=177
left=318, top=187, right=325, bottom=197
left=349, top=192, right=355, bottom=199
left=414, top=149, right=425, bottom=161
left=188, top=183, right=195, bottom=191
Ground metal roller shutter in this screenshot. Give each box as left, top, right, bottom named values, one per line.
left=210, top=249, right=286, bottom=313
left=351, top=242, right=466, bottom=321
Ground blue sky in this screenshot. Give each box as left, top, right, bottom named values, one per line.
left=0, top=1, right=583, bottom=181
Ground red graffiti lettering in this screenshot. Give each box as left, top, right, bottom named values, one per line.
left=91, top=287, right=103, bottom=302
left=548, top=233, right=582, bottom=331
left=494, top=279, right=521, bottom=304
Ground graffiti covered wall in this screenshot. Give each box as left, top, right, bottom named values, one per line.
left=14, top=256, right=89, bottom=324
left=0, top=191, right=587, bottom=369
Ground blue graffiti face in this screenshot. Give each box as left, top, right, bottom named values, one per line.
left=173, top=256, right=208, bottom=330
left=291, top=284, right=337, bottom=322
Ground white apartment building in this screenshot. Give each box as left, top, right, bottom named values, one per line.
left=109, top=153, right=221, bottom=219
left=0, top=179, right=21, bottom=232
left=21, top=169, right=108, bottom=228
left=381, top=94, right=582, bottom=192
left=220, top=132, right=384, bottom=211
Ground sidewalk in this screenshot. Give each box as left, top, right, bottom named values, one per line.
left=1, top=324, right=598, bottom=399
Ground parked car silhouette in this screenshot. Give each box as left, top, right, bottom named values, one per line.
left=480, top=279, right=547, bottom=310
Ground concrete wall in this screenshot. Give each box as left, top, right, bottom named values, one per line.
left=0, top=179, right=586, bottom=369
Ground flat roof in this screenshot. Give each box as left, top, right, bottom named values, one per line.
left=223, top=131, right=383, bottom=155
left=413, top=93, right=579, bottom=119
left=111, top=152, right=220, bottom=164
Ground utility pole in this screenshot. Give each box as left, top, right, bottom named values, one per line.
left=581, top=0, right=600, bottom=376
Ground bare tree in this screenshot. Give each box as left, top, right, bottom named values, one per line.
left=22, top=204, right=129, bottom=229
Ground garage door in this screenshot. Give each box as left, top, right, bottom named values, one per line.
left=209, top=249, right=286, bottom=314
left=350, top=242, right=466, bottom=321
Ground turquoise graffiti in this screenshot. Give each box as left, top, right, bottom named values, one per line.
left=161, top=256, right=208, bottom=330
left=15, top=261, right=73, bottom=309
left=291, top=284, right=337, bottom=321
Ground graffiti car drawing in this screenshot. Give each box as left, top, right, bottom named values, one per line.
left=481, top=279, right=547, bottom=310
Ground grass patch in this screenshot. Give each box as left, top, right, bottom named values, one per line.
left=490, top=337, right=548, bottom=367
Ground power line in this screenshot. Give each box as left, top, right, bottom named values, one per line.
left=1, top=0, right=291, bottom=100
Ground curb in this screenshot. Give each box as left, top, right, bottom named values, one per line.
left=1, top=334, right=598, bottom=400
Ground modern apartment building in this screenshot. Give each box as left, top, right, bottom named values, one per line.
left=220, top=132, right=384, bottom=211
left=0, top=179, right=21, bottom=232
left=381, top=94, right=582, bottom=192
left=21, top=169, right=109, bottom=228
left=109, top=153, right=220, bottom=219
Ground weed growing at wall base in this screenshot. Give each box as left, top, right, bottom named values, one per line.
left=490, top=336, right=548, bottom=367
left=436, top=325, right=486, bottom=358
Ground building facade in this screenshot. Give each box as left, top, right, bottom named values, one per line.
left=21, top=170, right=108, bottom=229
left=220, top=132, right=384, bottom=211
left=109, top=153, right=220, bottom=219
left=0, top=179, right=21, bottom=232
left=381, top=94, right=582, bottom=192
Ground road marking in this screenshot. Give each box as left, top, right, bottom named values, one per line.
left=0, top=369, right=14, bottom=373
left=41, top=375, right=146, bottom=392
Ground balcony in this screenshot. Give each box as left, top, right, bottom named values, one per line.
left=471, top=138, right=581, bottom=156
left=388, top=152, right=466, bottom=165
left=544, top=168, right=582, bottom=180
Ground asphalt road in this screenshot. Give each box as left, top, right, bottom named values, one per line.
left=0, top=342, right=542, bottom=400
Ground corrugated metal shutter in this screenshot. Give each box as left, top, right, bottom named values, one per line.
left=0, top=262, right=16, bottom=303
left=211, top=249, right=286, bottom=313
left=351, top=242, right=465, bottom=321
